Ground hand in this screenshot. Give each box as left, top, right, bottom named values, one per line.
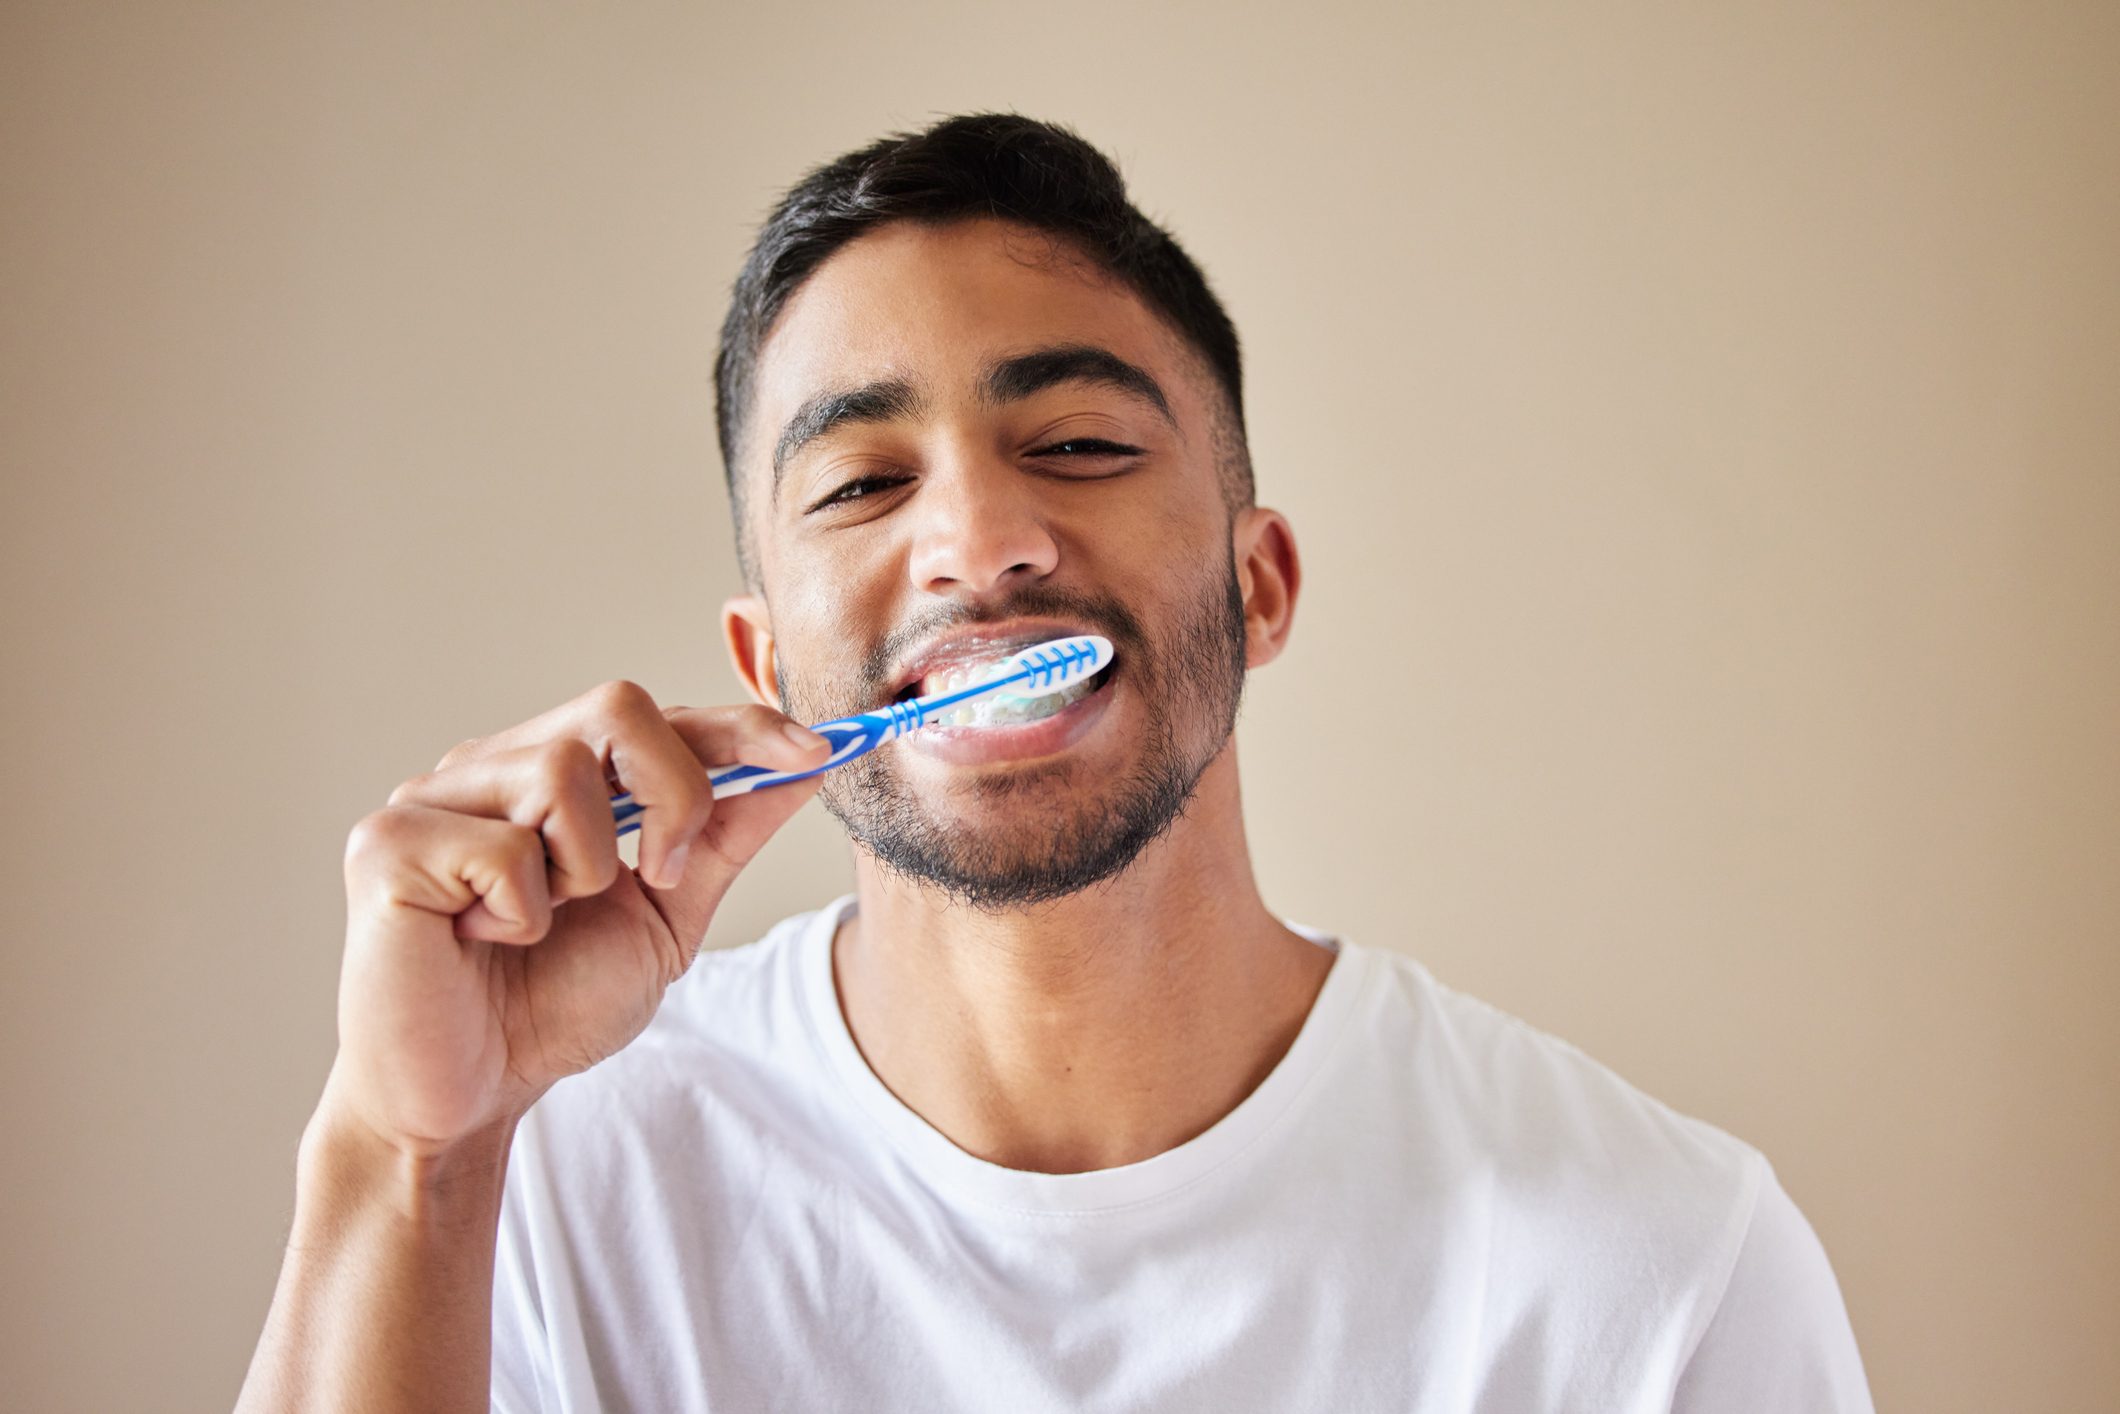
left=324, top=681, right=830, bottom=1156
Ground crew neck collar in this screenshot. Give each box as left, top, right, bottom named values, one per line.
left=795, top=893, right=1375, bottom=1216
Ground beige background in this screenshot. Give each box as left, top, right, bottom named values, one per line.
left=3, top=2, right=2115, bottom=1409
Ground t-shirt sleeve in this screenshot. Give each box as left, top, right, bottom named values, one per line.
left=1670, top=1163, right=1875, bottom=1412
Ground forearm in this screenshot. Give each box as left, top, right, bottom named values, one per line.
left=236, top=1098, right=520, bottom=1414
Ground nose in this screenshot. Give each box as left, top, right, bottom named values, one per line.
left=904, top=455, right=1060, bottom=595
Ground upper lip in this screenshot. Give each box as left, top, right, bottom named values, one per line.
left=886, top=619, right=1111, bottom=701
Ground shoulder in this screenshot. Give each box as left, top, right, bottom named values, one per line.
left=1346, top=946, right=1857, bottom=1390
left=1366, top=947, right=1763, bottom=1191
left=1669, top=1164, right=1876, bottom=1409
left=1351, top=945, right=1768, bottom=1300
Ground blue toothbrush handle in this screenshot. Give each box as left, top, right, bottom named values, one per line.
left=704, top=718, right=880, bottom=798
left=602, top=637, right=1100, bottom=836
left=608, top=703, right=925, bottom=836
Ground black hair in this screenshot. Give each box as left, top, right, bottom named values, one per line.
left=713, top=112, right=1250, bottom=578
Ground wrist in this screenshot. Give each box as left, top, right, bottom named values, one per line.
left=297, top=1081, right=523, bottom=1233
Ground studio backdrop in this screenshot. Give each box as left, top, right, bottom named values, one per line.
left=2, top=2, right=2115, bottom=1410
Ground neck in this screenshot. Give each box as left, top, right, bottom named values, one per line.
left=832, top=745, right=1335, bottom=1174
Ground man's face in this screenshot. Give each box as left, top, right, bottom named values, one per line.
left=730, top=217, right=1257, bottom=909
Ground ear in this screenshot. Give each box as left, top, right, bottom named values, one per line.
left=721, top=593, right=785, bottom=710
left=1231, top=507, right=1300, bottom=669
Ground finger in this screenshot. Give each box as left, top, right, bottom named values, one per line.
left=588, top=682, right=729, bottom=892
left=419, top=678, right=826, bottom=890
left=432, top=680, right=821, bottom=770
left=387, top=739, right=617, bottom=905
left=643, top=771, right=827, bottom=955
left=344, top=805, right=553, bottom=947
left=439, top=680, right=704, bottom=891
left=429, top=682, right=649, bottom=770
left=616, top=702, right=829, bottom=888
left=663, top=702, right=833, bottom=773
left=431, top=682, right=828, bottom=894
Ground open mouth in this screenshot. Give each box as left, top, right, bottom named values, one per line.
left=890, top=658, right=1117, bottom=728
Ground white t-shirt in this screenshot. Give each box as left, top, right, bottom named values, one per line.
left=491, top=896, right=1872, bottom=1412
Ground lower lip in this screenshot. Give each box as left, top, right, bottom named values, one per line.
left=900, top=673, right=1117, bottom=767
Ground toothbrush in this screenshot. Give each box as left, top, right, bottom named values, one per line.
left=608, top=634, right=1114, bottom=836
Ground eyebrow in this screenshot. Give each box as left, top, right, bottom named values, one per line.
left=771, top=378, right=928, bottom=497
left=979, top=345, right=1176, bottom=430
left=769, top=344, right=1179, bottom=501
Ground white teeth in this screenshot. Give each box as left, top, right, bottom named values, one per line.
left=958, top=673, right=1097, bottom=728
left=910, top=653, right=1104, bottom=729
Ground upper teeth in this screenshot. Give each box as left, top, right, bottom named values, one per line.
left=912, top=659, right=1101, bottom=728
left=915, top=662, right=1008, bottom=697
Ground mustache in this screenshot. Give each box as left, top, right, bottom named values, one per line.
left=857, top=585, right=1150, bottom=703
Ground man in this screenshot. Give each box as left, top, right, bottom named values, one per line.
left=239, top=114, right=1873, bottom=1411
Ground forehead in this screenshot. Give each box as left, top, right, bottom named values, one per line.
left=742, top=218, right=1194, bottom=476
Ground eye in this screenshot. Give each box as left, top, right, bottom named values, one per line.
left=806, top=473, right=913, bottom=514
left=1031, top=437, right=1146, bottom=459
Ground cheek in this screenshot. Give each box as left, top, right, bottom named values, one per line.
left=762, top=593, right=899, bottom=721
left=770, top=528, right=905, bottom=636
left=769, top=647, right=842, bottom=723
left=1142, top=479, right=1229, bottom=557
left=767, top=534, right=886, bottom=639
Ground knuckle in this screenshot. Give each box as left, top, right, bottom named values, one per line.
left=660, top=761, right=714, bottom=818
left=740, top=703, right=789, bottom=732
left=500, top=822, right=547, bottom=871
left=385, top=771, right=436, bottom=808
left=588, top=678, right=655, bottom=718
left=574, top=845, right=620, bottom=890
left=509, top=877, right=552, bottom=923
left=533, top=738, right=600, bottom=795
left=559, top=850, right=620, bottom=901
left=434, top=737, right=480, bottom=771
left=343, top=808, right=409, bottom=870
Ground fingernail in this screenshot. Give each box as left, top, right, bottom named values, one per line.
left=783, top=722, right=827, bottom=750
left=658, top=841, right=691, bottom=888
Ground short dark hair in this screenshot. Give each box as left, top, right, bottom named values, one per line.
left=713, top=112, right=1250, bottom=579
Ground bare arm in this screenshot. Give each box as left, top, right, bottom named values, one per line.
left=237, top=1096, right=517, bottom=1414
left=236, top=684, right=829, bottom=1412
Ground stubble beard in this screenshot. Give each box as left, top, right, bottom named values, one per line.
left=775, top=554, right=1251, bottom=912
